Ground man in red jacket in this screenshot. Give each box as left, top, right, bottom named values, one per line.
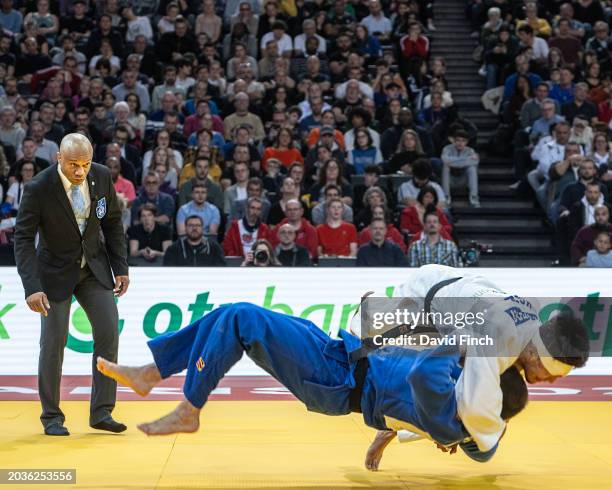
left=222, top=197, right=269, bottom=257
left=400, top=22, right=429, bottom=60
left=269, top=199, right=319, bottom=258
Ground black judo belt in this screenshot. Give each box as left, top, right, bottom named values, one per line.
left=348, top=276, right=462, bottom=413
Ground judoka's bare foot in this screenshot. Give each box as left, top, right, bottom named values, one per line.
left=137, top=399, right=200, bottom=436
left=96, top=357, right=161, bottom=396
left=365, top=430, right=396, bottom=471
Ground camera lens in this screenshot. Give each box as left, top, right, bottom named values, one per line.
left=255, top=250, right=269, bottom=263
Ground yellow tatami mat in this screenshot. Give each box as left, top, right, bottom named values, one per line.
left=1, top=401, right=611, bottom=489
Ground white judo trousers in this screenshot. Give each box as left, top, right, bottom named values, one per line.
left=351, top=265, right=541, bottom=452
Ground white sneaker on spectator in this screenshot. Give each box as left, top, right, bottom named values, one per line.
left=470, top=31, right=480, bottom=38
left=470, top=196, right=481, bottom=208
left=428, top=20, right=437, bottom=31
left=508, top=181, right=521, bottom=190
left=478, top=65, right=486, bottom=77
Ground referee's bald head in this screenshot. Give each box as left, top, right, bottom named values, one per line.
left=58, top=133, right=94, bottom=185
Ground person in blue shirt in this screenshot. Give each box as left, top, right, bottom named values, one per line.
left=348, top=128, right=383, bottom=174
left=97, top=302, right=587, bottom=463
left=503, top=54, right=542, bottom=103
left=176, top=183, right=220, bottom=235
left=549, top=67, right=575, bottom=105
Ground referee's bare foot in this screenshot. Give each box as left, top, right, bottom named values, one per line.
left=137, top=399, right=200, bottom=436
left=96, top=357, right=161, bottom=397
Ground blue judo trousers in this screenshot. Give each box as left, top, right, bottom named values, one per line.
left=147, top=303, right=496, bottom=462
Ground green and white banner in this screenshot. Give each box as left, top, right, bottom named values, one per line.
left=1, top=267, right=612, bottom=375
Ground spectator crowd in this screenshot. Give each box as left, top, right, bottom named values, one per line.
left=473, top=0, right=612, bottom=267
left=7, top=0, right=608, bottom=267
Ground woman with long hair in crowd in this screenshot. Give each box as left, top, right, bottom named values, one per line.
left=308, top=159, right=353, bottom=207
left=387, top=129, right=425, bottom=174
left=347, top=128, right=383, bottom=175
left=262, top=126, right=303, bottom=171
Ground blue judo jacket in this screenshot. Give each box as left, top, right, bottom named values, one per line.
left=339, top=329, right=498, bottom=462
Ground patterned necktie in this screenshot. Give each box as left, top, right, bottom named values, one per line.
left=70, top=184, right=87, bottom=234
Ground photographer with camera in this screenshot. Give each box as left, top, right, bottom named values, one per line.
left=241, top=238, right=281, bottom=267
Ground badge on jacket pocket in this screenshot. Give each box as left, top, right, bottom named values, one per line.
left=96, top=197, right=107, bottom=219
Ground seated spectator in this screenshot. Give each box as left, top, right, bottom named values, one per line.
left=504, top=75, right=535, bottom=130
left=408, top=210, right=462, bottom=267
left=353, top=165, right=393, bottom=214
left=569, top=117, right=594, bottom=154
left=262, top=127, right=303, bottom=171
left=519, top=83, right=557, bottom=130
left=354, top=186, right=387, bottom=231
left=529, top=98, right=565, bottom=144
left=177, top=157, right=223, bottom=210
left=154, top=162, right=178, bottom=200
left=163, top=215, right=226, bottom=266
left=195, top=0, right=222, bottom=44
left=441, top=129, right=480, bottom=207
left=275, top=223, right=311, bottom=266
left=176, top=183, right=221, bottom=236
left=401, top=186, right=453, bottom=242
left=311, top=184, right=353, bottom=226
left=386, top=128, right=426, bottom=175
left=223, top=161, right=250, bottom=215
left=549, top=66, right=575, bottom=105
left=106, top=156, right=135, bottom=205
left=397, top=158, right=447, bottom=208
left=6, top=160, right=36, bottom=211
left=148, top=146, right=180, bottom=189
left=399, top=22, right=429, bottom=69
left=347, top=128, right=383, bottom=175
left=502, top=55, right=543, bottom=103
left=357, top=204, right=407, bottom=253
left=229, top=177, right=271, bottom=222
left=223, top=196, right=270, bottom=257
left=262, top=157, right=283, bottom=202
left=571, top=204, right=612, bottom=265
left=584, top=231, right=612, bottom=267
left=223, top=92, right=265, bottom=142
left=316, top=197, right=358, bottom=257
left=260, top=20, right=293, bottom=57
left=517, top=26, right=549, bottom=71
left=526, top=121, right=571, bottom=210
left=270, top=199, right=318, bottom=258
left=131, top=171, right=175, bottom=227
left=356, top=218, right=408, bottom=267
left=12, top=137, right=49, bottom=176
left=422, top=78, right=454, bottom=109
left=548, top=19, right=583, bottom=71
left=241, top=238, right=281, bottom=267
left=122, top=5, right=154, bottom=44
left=590, top=132, right=611, bottom=172
left=128, top=203, right=172, bottom=264
left=343, top=107, right=380, bottom=152
left=561, top=82, right=598, bottom=125
left=308, top=159, right=353, bottom=206
left=0, top=106, right=25, bottom=151
left=268, top=175, right=303, bottom=225
left=586, top=21, right=610, bottom=63
left=416, top=92, right=449, bottom=128
left=559, top=159, right=608, bottom=215
left=515, top=2, right=552, bottom=39
left=142, top=130, right=184, bottom=175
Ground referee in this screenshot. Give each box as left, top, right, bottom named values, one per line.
left=14, top=133, right=129, bottom=436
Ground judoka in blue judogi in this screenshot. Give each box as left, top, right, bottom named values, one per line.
left=97, top=302, right=527, bottom=462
